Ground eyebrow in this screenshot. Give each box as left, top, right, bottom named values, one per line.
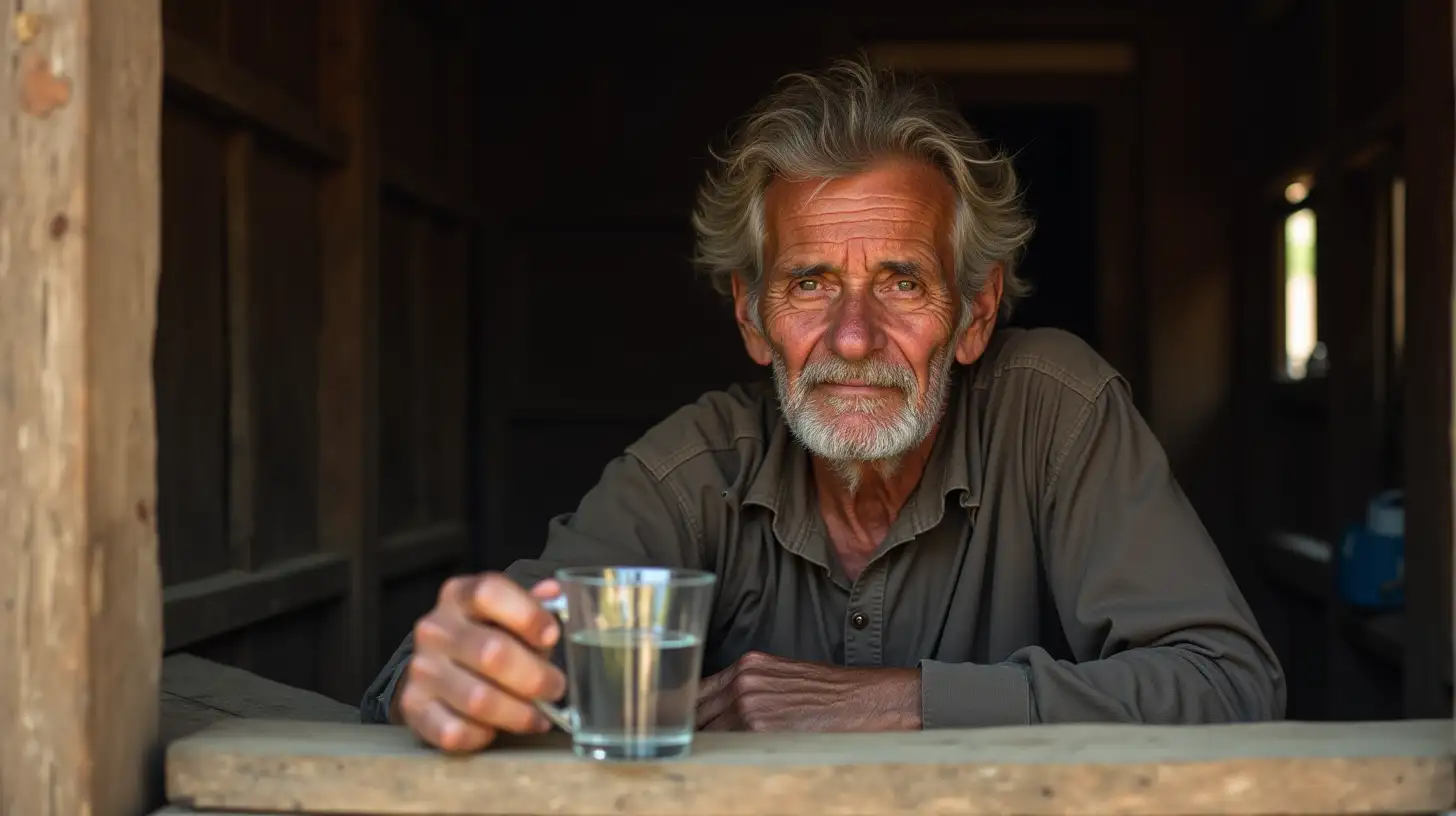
left=783, top=260, right=926, bottom=278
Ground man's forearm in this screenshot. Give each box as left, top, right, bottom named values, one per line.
left=918, top=640, right=1283, bottom=728
left=852, top=666, right=923, bottom=730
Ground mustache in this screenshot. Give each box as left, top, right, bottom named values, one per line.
left=797, top=358, right=918, bottom=393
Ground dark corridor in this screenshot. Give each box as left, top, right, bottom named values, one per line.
left=962, top=104, right=1100, bottom=346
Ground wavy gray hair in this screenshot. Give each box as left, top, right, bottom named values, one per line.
left=691, top=57, right=1035, bottom=325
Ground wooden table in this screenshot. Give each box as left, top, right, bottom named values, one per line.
left=156, top=718, right=1453, bottom=815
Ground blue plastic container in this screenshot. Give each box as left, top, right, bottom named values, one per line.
left=1337, top=489, right=1405, bottom=610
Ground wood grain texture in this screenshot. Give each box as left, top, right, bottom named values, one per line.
left=162, top=654, right=359, bottom=724
left=0, top=0, right=164, bottom=813
left=162, top=551, right=349, bottom=650
left=166, top=719, right=1453, bottom=816
left=164, top=29, right=348, bottom=163
left=224, top=130, right=257, bottom=573
left=380, top=521, right=468, bottom=581
left=150, top=808, right=273, bottom=816
left=1403, top=0, right=1456, bottom=719
left=316, top=0, right=382, bottom=699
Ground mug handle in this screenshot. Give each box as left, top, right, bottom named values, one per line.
left=533, top=593, right=576, bottom=734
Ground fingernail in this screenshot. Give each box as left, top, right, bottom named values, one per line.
left=441, top=720, right=462, bottom=749
left=542, top=621, right=560, bottom=648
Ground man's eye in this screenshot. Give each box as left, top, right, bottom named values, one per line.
left=797, top=279, right=820, bottom=291
left=896, top=279, right=918, bottom=291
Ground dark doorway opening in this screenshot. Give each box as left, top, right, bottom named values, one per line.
left=959, top=105, right=1100, bottom=347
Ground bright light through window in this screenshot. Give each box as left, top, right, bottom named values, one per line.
left=1283, top=208, right=1318, bottom=379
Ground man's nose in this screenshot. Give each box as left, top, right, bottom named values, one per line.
left=825, top=289, right=887, bottom=362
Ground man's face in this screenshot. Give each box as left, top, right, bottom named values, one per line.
left=732, top=157, right=1002, bottom=464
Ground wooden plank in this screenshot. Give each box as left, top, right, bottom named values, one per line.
left=166, top=719, right=1453, bottom=816
left=1259, top=531, right=1332, bottom=603
left=162, top=654, right=358, bottom=723
left=866, top=40, right=1137, bottom=76
left=162, top=552, right=349, bottom=651
left=164, top=29, right=349, bottom=164
left=158, top=654, right=359, bottom=810
left=407, top=216, right=437, bottom=519
left=0, top=1, right=164, bottom=813
left=160, top=692, right=236, bottom=747
left=224, top=130, right=256, bottom=571
left=383, top=157, right=485, bottom=225
left=1402, top=0, right=1456, bottom=719
left=1450, top=0, right=1456, bottom=721
left=380, top=521, right=469, bottom=580
left=151, top=808, right=274, bottom=816
left=317, top=0, right=382, bottom=697
left=1260, top=97, right=1405, bottom=199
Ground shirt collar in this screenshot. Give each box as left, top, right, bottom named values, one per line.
left=740, top=360, right=986, bottom=561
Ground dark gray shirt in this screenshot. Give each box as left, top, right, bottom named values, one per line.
left=362, top=328, right=1285, bottom=727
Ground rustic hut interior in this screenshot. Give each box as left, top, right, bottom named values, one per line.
left=152, top=0, right=1450, bottom=721
left=3, top=0, right=1453, bottom=813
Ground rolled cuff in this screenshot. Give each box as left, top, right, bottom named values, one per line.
left=918, top=659, right=1032, bottom=729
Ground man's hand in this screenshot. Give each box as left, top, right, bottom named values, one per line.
left=394, top=573, right=567, bottom=752
left=695, top=650, right=922, bottom=732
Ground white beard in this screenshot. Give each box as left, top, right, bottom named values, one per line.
left=772, top=341, right=957, bottom=493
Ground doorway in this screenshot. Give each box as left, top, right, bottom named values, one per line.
left=960, top=104, right=1101, bottom=347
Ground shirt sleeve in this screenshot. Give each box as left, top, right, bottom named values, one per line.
left=359, top=453, right=702, bottom=723
left=920, top=375, right=1286, bottom=727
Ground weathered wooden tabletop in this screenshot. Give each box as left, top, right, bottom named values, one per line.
left=161, top=717, right=1454, bottom=816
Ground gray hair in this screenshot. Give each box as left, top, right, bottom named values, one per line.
left=691, top=57, right=1035, bottom=324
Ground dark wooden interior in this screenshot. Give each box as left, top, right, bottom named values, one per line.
left=2, top=1, right=1454, bottom=814
left=148, top=0, right=1450, bottom=721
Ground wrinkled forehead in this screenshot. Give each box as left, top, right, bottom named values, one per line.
left=761, top=157, right=957, bottom=266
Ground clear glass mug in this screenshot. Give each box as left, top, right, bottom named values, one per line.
left=533, top=566, right=716, bottom=760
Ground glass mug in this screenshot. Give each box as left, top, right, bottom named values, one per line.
left=533, top=566, right=717, bottom=760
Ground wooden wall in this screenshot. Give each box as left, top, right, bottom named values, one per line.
left=156, top=0, right=479, bottom=703
left=149, top=0, right=1447, bottom=722
left=473, top=6, right=1253, bottom=590
left=1232, top=0, right=1453, bottom=720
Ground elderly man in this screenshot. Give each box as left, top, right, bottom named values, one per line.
left=362, top=59, right=1285, bottom=750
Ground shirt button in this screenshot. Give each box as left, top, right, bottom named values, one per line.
left=850, top=612, right=868, bottom=630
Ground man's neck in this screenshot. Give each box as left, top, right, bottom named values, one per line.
left=811, top=428, right=940, bottom=567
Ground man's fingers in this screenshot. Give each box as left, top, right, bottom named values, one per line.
left=695, top=671, right=739, bottom=729
left=696, top=664, right=736, bottom=701
left=417, top=615, right=566, bottom=702
left=414, top=654, right=550, bottom=734
left=695, top=691, right=735, bottom=729
left=529, top=578, right=561, bottom=600
left=698, top=708, right=741, bottom=731
left=399, top=681, right=496, bottom=752
left=458, top=573, right=560, bottom=650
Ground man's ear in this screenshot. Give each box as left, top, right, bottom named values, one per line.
left=954, top=263, right=1004, bottom=365
left=731, top=273, right=774, bottom=366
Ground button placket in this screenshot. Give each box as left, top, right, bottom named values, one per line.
left=844, top=563, right=890, bottom=666
left=865, top=562, right=886, bottom=666
left=844, top=583, right=865, bottom=665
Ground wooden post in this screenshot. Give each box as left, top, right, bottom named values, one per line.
left=317, top=0, right=381, bottom=699
left=0, top=0, right=164, bottom=813
left=1404, top=0, right=1455, bottom=720
left=1444, top=0, right=1456, bottom=722
left=225, top=131, right=256, bottom=574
